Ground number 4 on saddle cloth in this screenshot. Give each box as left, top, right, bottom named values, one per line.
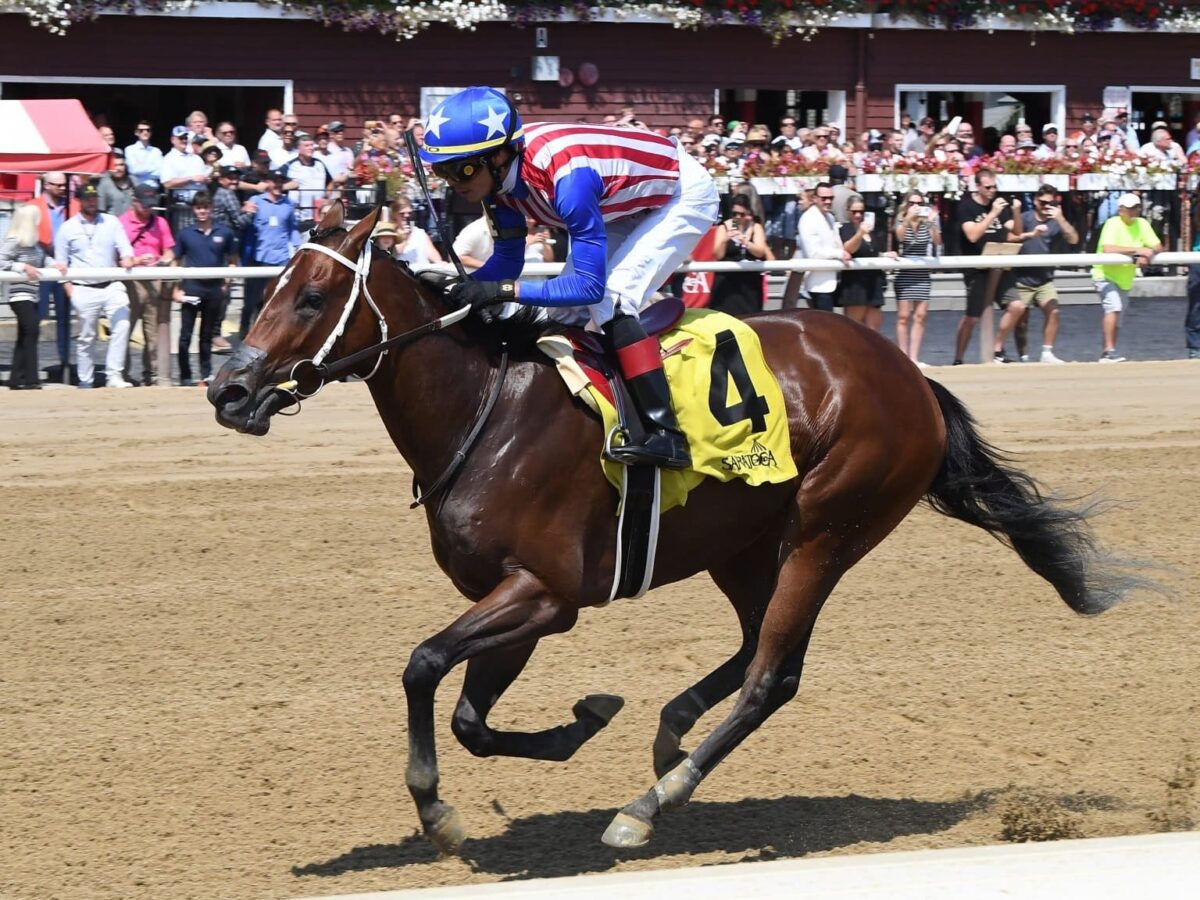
left=538, top=302, right=797, bottom=602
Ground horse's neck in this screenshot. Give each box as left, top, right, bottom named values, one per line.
left=367, top=317, right=495, bottom=487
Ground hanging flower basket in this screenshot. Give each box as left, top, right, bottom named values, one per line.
left=995, top=174, right=1041, bottom=192
left=1075, top=173, right=1109, bottom=191
left=856, top=174, right=884, bottom=193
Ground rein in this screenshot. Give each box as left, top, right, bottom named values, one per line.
left=276, top=239, right=470, bottom=398
left=272, top=236, right=507, bottom=512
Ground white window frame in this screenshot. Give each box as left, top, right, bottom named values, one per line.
left=894, top=83, right=1066, bottom=135
left=0, top=74, right=293, bottom=113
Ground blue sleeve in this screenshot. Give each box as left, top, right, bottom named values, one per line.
left=471, top=202, right=526, bottom=282
left=517, top=168, right=607, bottom=307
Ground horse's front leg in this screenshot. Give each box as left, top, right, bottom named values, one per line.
left=402, top=570, right=578, bottom=855
left=452, top=642, right=623, bottom=762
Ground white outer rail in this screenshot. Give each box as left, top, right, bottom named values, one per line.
left=290, top=831, right=1200, bottom=900
left=2, top=252, right=1199, bottom=284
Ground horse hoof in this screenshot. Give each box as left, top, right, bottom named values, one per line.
left=601, top=811, right=653, bottom=848
left=573, top=693, right=625, bottom=726
left=427, top=805, right=467, bottom=856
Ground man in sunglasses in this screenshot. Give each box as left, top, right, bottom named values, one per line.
left=124, top=120, right=163, bottom=187
left=420, top=86, right=719, bottom=470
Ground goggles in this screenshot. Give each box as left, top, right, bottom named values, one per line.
left=431, top=155, right=491, bottom=184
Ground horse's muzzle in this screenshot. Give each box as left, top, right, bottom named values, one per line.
left=207, top=343, right=295, bottom=436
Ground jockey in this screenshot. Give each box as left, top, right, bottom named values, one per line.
left=420, top=86, right=719, bottom=471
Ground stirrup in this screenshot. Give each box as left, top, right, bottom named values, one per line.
left=604, top=425, right=691, bottom=470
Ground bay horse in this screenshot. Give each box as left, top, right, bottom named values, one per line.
left=208, top=203, right=1137, bottom=853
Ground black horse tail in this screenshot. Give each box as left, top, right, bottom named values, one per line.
left=923, top=378, right=1150, bottom=616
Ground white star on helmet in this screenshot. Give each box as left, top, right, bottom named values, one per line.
left=478, top=105, right=508, bottom=140
left=426, top=107, right=451, bottom=140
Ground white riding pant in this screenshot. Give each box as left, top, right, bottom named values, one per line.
left=516, top=149, right=719, bottom=330
left=71, top=282, right=130, bottom=386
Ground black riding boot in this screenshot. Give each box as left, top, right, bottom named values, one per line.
left=603, top=314, right=691, bottom=470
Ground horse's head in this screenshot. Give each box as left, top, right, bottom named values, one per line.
left=208, top=202, right=418, bottom=435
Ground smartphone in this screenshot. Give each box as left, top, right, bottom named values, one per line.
left=863, top=212, right=876, bottom=231
left=945, top=115, right=963, bottom=137
left=916, top=206, right=931, bottom=219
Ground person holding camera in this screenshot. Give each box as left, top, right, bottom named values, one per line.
left=840, top=199, right=893, bottom=332
left=953, top=169, right=1018, bottom=365
left=709, top=194, right=769, bottom=316
left=894, top=192, right=942, bottom=366
left=1008, top=185, right=1079, bottom=364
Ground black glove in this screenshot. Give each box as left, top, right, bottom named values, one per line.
left=446, top=279, right=516, bottom=313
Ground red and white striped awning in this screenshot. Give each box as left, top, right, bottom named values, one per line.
left=0, top=99, right=110, bottom=174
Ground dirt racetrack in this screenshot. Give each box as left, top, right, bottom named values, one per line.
left=2, top=362, right=1197, bottom=900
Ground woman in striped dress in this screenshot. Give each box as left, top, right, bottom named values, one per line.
left=893, top=191, right=942, bottom=367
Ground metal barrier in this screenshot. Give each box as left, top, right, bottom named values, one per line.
left=2, top=252, right=1195, bottom=369
left=4, top=251, right=1198, bottom=285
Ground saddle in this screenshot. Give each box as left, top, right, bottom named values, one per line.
left=554, top=296, right=686, bottom=420
left=561, top=296, right=686, bottom=361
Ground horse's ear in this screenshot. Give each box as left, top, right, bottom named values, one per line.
left=318, top=198, right=345, bottom=231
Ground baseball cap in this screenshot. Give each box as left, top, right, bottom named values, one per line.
left=171, top=125, right=189, bottom=138
left=218, top=165, right=241, bottom=177
left=265, top=170, right=287, bottom=182
left=721, top=136, right=744, bottom=150
left=253, top=149, right=271, bottom=163
left=1016, top=139, right=1037, bottom=150
left=110, top=147, right=125, bottom=159
left=828, top=164, right=849, bottom=181
left=1042, top=123, right=1058, bottom=134
left=700, top=133, right=721, bottom=149
left=327, top=120, right=345, bottom=133
left=191, top=132, right=208, bottom=145
left=78, top=183, right=99, bottom=199
left=1081, top=112, right=1096, bottom=123
left=132, top=183, right=158, bottom=206
left=1117, top=193, right=1142, bottom=209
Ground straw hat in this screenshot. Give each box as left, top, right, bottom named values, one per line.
left=745, top=125, right=771, bottom=144
left=372, top=221, right=402, bottom=240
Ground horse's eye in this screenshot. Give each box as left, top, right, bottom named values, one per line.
left=296, top=288, right=325, bottom=315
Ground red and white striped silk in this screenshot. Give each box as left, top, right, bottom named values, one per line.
left=497, top=123, right=681, bottom=228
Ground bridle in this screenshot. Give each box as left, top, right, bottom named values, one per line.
left=274, top=236, right=470, bottom=401
left=269, top=233, right=507, bottom=512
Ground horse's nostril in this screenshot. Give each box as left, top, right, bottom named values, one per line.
left=215, top=382, right=250, bottom=411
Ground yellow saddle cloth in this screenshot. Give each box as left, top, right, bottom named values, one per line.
left=538, top=309, right=797, bottom=513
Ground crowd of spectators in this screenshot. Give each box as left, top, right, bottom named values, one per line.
left=3, top=102, right=1200, bottom=390
left=661, top=107, right=1198, bottom=364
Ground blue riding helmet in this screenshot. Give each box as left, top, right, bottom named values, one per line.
left=419, top=86, right=525, bottom=167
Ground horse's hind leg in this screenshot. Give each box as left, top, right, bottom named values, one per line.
left=603, top=543, right=830, bottom=848
left=653, top=541, right=775, bottom=778
left=451, top=643, right=624, bottom=762
left=604, top=475, right=920, bottom=848
left=403, top=571, right=577, bottom=855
